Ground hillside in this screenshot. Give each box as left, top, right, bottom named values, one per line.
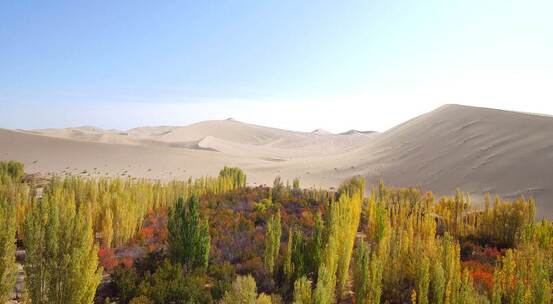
left=310, top=104, right=553, bottom=216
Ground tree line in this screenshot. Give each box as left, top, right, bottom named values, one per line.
left=1, top=161, right=552, bottom=303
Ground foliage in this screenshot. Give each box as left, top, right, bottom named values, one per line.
left=0, top=195, right=17, bottom=302
left=0, top=161, right=24, bottom=182
left=353, top=240, right=383, bottom=304
left=264, top=210, right=281, bottom=276
left=219, top=167, right=247, bottom=189
left=129, top=296, right=153, bottom=304
left=168, top=195, right=211, bottom=272
left=292, top=276, right=312, bottom=304
left=221, top=275, right=272, bottom=304
left=23, top=187, right=102, bottom=304
left=137, top=260, right=212, bottom=304
left=5, top=162, right=553, bottom=304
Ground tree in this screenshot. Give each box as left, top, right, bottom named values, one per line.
left=292, top=178, right=301, bottom=196
left=101, top=207, right=114, bottom=248
left=291, top=228, right=306, bottom=280
left=353, top=241, right=383, bottom=304
left=0, top=161, right=24, bottom=182
left=283, top=226, right=306, bottom=285
left=353, top=241, right=370, bottom=304
left=137, top=260, right=212, bottom=304
left=264, top=211, right=281, bottom=276
left=431, top=262, right=445, bottom=304
left=335, top=178, right=364, bottom=299
left=293, top=276, right=312, bottom=304
left=313, top=178, right=364, bottom=304
left=221, top=275, right=270, bottom=304
left=306, top=212, right=323, bottom=281
left=256, top=293, right=273, bottom=304
left=219, top=167, right=247, bottom=188
left=272, top=177, right=285, bottom=203
left=168, top=195, right=211, bottom=272
left=283, top=228, right=294, bottom=281
left=23, top=192, right=101, bottom=304
left=0, top=198, right=16, bottom=302
left=112, top=266, right=139, bottom=303
left=416, top=256, right=430, bottom=304
left=129, top=296, right=153, bottom=304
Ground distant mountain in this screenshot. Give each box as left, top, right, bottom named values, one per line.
left=311, top=128, right=332, bottom=135
left=339, top=129, right=376, bottom=135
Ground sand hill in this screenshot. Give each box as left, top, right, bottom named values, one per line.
left=2, top=104, right=553, bottom=217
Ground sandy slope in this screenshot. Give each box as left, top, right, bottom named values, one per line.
left=2, top=104, right=553, bottom=217
left=275, top=104, right=553, bottom=216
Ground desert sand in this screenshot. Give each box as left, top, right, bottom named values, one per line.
left=2, top=104, right=553, bottom=217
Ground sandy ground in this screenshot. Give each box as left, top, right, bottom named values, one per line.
left=2, top=104, right=553, bottom=217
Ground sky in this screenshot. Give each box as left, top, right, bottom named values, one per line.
left=1, top=0, right=552, bottom=132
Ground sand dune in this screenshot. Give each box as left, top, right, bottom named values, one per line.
left=2, top=104, right=553, bottom=217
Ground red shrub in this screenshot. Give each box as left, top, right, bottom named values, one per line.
left=471, top=268, right=494, bottom=293
left=484, top=247, right=501, bottom=260
left=139, top=226, right=155, bottom=240
left=462, top=260, right=495, bottom=294
left=98, top=247, right=118, bottom=271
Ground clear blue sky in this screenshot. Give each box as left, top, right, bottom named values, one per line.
left=1, top=1, right=552, bottom=132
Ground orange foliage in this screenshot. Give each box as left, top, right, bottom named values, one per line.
left=462, top=260, right=495, bottom=294
left=98, top=247, right=118, bottom=271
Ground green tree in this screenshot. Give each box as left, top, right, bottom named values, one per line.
left=416, top=256, right=430, bottom=304
left=353, top=241, right=383, bottom=304
left=283, top=227, right=294, bottom=281
left=306, top=212, right=323, bottom=280
left=431, top=262, right=445, bottom=304
left=353, top=241, right=370, bottom=304
left=112, top=266, right=139, bottom=303
left=282, top=226, right=308, bottom=288
left=219, top=167, right=247, bottom=188
left=168, top=195, right=211, bottom=272
left=137, top=261, right=212, bottom=304
left=23, top=192, right=101, bottom=304
left=293, top=276, right=312, bottom=304
left=335, top=178, right=364, bottom=299
left=221, top=275, right=269, bottom=304
left=0, top=161, right=24, bottom=182
left=291, top=228, right=306, bottom=280
left=101, top=207, right=114, bottom=248
left=264, top=211, right=281, bottom=276
left=0, top=198, right=16, bottom=302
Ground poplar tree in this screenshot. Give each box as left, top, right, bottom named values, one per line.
left=291, top=228, right=306, bottom=280
left=101, top=207, right=114, bottom=248
left=23, top=192, right=101, bottom=304
left=313, top=178, right=364, bottom=304
left=0, top=198, right=16, bottom=302
left=168, top=195, right=211, bottom=272
left=221, top=275, right=272, bottom=304
left=336, top=178, right=364, bottom=299
left=353, top=241, right=370, bottom=304
left=306, top=212, right=323, bottom=280
left=416, top=256, right=430, bottom=304
left=219, top=167, right=246, bottom=188
left=353, top=241, right=384, bottom=304
left=313, top=234, right=338, bottom=304
left=283, top=228, right=294, bottom=281
left=264, top=211, right=281, bottom=276
left=293, top=276, right=312, bottom=304
left=431, top=262, right=445, bottom=304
